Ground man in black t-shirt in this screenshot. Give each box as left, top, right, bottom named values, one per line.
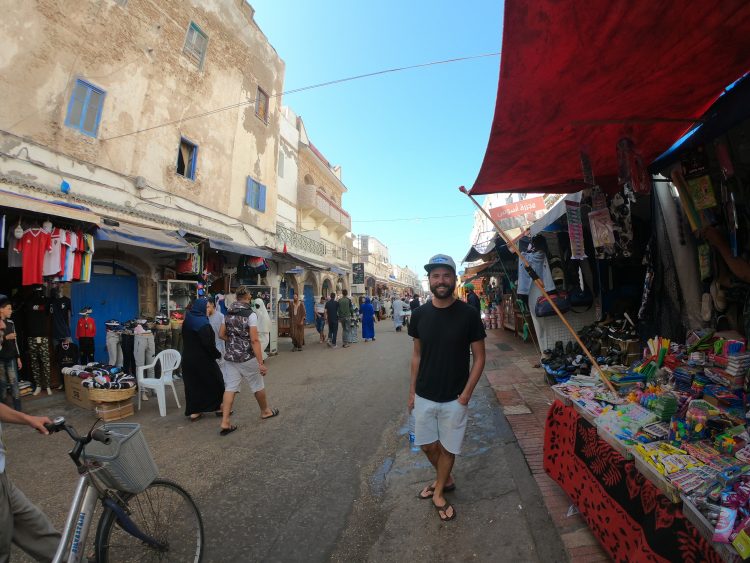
left=465, top=284, right=481, bottom=312
left=407, top=254, right=486, bottom=522
left=324, top=293, right=339, bottom=348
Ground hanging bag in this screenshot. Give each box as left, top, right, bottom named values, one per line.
left=534, top=291, right=571, bottom=317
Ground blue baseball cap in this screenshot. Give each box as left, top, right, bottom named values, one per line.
left=424, top=254, right=456, bottom=273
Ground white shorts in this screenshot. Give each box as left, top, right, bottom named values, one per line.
left=223, top=358, right=264, bottom=394
left=413, top=395, right=468, bottom=455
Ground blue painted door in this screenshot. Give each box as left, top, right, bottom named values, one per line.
left=71, top=269, right=138, bottom=363
left=303, top=284, right=314, bottom=324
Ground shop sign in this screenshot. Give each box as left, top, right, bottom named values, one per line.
left=489, top=196, right=546, bottom=222
left=352, top=262, right=365, bottom=284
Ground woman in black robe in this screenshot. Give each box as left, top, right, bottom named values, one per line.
left=181, top=298, right=225, bottom=422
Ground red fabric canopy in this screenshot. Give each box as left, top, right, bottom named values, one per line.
left=470, top=1, right=750, bottom=195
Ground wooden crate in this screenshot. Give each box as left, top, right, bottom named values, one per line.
left=94, top=399, right=134, bottom=422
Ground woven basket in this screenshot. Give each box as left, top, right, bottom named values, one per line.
left=87, top=387, right=137, bottom=403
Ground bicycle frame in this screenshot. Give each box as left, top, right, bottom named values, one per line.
left=52, top=474, right=99, bottom=563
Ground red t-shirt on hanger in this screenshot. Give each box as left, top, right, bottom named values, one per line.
left=15, top=228, right=52, bottom=286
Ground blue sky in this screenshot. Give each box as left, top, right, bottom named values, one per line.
left=251, top=0, right=503, bottom=278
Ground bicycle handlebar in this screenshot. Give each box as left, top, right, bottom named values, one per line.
left=44, top=417, right=111, bottom=445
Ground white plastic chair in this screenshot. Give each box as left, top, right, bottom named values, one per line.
left=136, top=349, right=181, bottom=417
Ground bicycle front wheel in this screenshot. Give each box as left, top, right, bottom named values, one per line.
left=94, top=478, right=204, bottom=563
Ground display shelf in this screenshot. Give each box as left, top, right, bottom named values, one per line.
left=681, top=494, right=742, bottom=563
left=595, top=425, right=634, bottom=460
left=633, top=454, right=681, bottom=504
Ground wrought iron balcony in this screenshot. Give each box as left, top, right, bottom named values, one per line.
left=275, top=224, right=325, bottom=256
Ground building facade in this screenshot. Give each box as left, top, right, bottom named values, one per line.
left=274, top=106, right=353, bottom=322
left=0, top=0, right=289, bottom=324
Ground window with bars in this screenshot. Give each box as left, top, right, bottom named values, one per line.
left=176, top=137, right=198, bottom=180
left=255, top=87, right=269, bottom=123
left=246, top=177, right=266, bottom=212
left=64, top=79, right=106, bottom=137
left=183, top=22, right=208, bottom=68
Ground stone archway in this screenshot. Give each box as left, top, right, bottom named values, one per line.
left=321, top=277, right=333, bottom=297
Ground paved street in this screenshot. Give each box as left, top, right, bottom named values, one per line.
left=9, top=323, right=565, bottom=562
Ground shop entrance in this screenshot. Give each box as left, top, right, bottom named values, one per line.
left=303, top=284, right=315, bottom=324
left=71, top=264, right=138, bottom=363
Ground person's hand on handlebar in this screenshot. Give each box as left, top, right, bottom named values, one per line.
left=28, top=415, right=53, bottom=435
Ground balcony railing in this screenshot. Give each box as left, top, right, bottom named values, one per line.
left=298, top=184, right=352, bottom=231
left=276, top=224, right=325, bottom=256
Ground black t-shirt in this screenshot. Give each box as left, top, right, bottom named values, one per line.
left=324, top=300, right=339, bottom=323
left=50, top=297, right=72, bottom=339
left=408, top=300, right=486, bottom=403
left=0, top=319, right=20, bottom=360
left=56, top=341, right=79, bottom=367
left=24, top=295, right=50, bottom=338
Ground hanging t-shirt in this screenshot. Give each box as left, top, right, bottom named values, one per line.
left=64, top=231, right=78, bottom=281
left=50, top=296, right=72, bottom=340
left=56, top=341, right=79, bottom=368
left=24, top=294, right=50, bottom=337
left=72, top=231, right=84, bottom=281
left=16, top=229, right=52, bottom=286
left=43, top=228, right=65, bottom=277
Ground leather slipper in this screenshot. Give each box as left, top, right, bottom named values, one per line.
left=215, top=410, right=234, bottom=417
left=261, top=408, right=280, bottom=420
left=219, top=425, right=238, bottom=436
left=418, top=483, right=456, bottom=499
left=434, top=501, right=456, bottom=521
left=189, top=414, right=203, bottom=422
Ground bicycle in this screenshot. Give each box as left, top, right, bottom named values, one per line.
left=44, top=416, right=204, bottom=562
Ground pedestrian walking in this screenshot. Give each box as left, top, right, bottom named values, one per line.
left=410, top=294, right=421, bottom=312
left=325, top=293, right=339, bottom=347
left=360, top=297, right=376, bottom=342
left=0, top=299, right=22, bottom=411
left=315, top=296, right=326, bottom=343
left=465, top=283, right=481, bottom=313
left=392, top=296, right=405, bottom=332
left=338, top=289, right=354, bottom=347
left=408, top=254, right=486, bottom=522
left=207, top=297, right=226, bottom=373
left=372, top=296, right=381, bottom=321
left=289, top=292, right=306, bottom=352
left=219, top=286, right=278, bottom=435
left=181, top=298, right=225, bottom=423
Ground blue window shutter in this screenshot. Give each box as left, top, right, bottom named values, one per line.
left=65, top=79, right=106, bottom=137
left=190, top=144, right=198, bottom=179
left=258, top=184, right=266, bottom=212
left=250, top=176, right=254, bottom=207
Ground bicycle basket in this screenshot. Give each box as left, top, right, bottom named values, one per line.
left=82, top=423, right=159, bottom=493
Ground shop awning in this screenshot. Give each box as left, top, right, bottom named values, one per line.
left=650, top=72, right=750, bottom=173
left=95, top=223, right=195, bottom=253
left=462, top=236, right=498, bottom=263
left=271, top=251, right=327, bottom=271
left=470, top=1, right=750, bottom=195
left=463, top=260, right=494, bottom=277
left=329, top=266, right=348, bottom=275
left=207, top=238, right=271, bottom=259
left=529, top=192, right=582, bottom=237
left=0, top=190, right=100, bottom=224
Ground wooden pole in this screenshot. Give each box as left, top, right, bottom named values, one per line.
left=459, top=186, right=615, bottom=393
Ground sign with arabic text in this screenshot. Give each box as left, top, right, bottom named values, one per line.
left=352, top=263, right=365, bottom=284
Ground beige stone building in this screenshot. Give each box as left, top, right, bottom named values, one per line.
left=0, top=0, right=287, bottom=320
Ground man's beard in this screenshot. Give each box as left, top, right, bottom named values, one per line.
left=430, top=281, right=456, bottom=298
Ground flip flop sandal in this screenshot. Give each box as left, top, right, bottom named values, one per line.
left=215, top=410, right=234, bottom=417
left=189, top=414, right=203, bottom=422
left=261, top=408, right=280, bottom=420
left=434, top=501, right=456, bottom=522
left=418, top=484, right=456, bottom=499
left=219, top=425, right=238, bottom=436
